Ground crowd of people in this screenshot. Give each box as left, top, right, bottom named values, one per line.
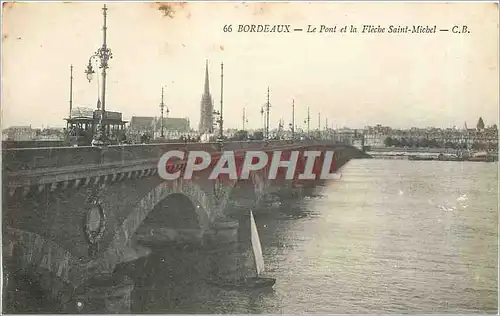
left=66, top=127, right=323, bottom=146
left=136, top=133, right=202, bottom=144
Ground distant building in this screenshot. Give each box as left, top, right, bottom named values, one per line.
left=128, top=116, right=192, bottom=142
left=363, top=124, right=393, bottom=147
left=3, top=126, right=36, bottom=141
left=362, top=122, right=498, bottom=150
left=155, top=117, right=190, bottom=133
left=198, top=60, right=214, bottom=134
left=364, top=133, right=386, bottom=147
left=128, top=116, right=155, bottom=136
left=36, top=127, right=65, bottom=141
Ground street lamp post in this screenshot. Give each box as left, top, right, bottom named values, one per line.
left=304, top=107, right=311, bottom=137
left=213, top=63, right=224, bottom=142
left=69, top=65, right=73, bottom=119
left=159, top=86, right=165, bottom=138
left=85, top=4, right=113, bottom=145
left=289, top=98, right=295, bottom=140
left=265, top=87, right=271, bottom=140
left=219, top=62, right=224, bottom=141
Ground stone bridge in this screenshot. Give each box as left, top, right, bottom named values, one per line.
left=2, top=139, right=366, bottom=313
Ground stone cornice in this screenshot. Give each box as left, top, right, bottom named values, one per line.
left=7, top=167, right=161, bottom=198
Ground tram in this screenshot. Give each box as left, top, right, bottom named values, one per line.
left=64, top=107, right=128, bottom=146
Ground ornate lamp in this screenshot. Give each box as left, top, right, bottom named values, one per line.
left=85, top=61, right=95, bottom=83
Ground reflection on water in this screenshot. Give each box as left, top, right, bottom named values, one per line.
left=129, top=159, right=497, bottom=314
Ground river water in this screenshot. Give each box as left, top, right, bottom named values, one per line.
left=131, top=159, right=498, bottom=314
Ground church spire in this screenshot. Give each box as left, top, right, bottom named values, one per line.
left=204, top=59, right=210, bottom=94
left=199, top=59, right=214, bottom=134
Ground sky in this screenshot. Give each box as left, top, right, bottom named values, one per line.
left=1, top=2, right=499, bottom=130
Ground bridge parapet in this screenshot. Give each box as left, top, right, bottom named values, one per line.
left=3, top=140, right=338, bottom=172
left=3, top=139, right=358, bottom=198
left=3, top=143, right=219, bottom=172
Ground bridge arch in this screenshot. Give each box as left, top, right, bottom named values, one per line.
left=146, top=193, right=200, bottom=227
left=102, top=180, right=211, bottom=267
left=3, top=227, right=77, bottom=311
left=222, top=179, right=258, bottom=218
left=218, top=170, right=269, bottom=219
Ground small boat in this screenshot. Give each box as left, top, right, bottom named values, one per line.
left=468, top=152, right=496, bottom=162
left=208, top=210, right=276, bottom=289
left=408, top=154, right=437, bottom=161
left=437, top=153, right=463, bottom=161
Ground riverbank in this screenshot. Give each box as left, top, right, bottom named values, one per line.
left=367, top=148, right=498, bottom=162
left=369, top=147, right=466, bottom=154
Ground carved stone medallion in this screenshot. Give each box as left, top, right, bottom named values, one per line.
left=84, top=193, right=106, bottom=255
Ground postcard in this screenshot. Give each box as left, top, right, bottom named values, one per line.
left=2, top=1, right=498, bottom=314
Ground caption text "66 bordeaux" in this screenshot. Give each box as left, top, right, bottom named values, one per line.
left=223, top=24, right=292, bottom=33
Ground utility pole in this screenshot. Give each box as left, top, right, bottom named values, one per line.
left=260, top=107, right=265, bottom=132
left=166, top=104, right=170, bottom=139
left=69, top=64, right=73, bottom=118
left=159, top=86, right=165, bottom=138
left=305, top=107, right=311, bottom=136
left=219, top=62, right=224, bottom=140
left=210, top=96, right=215, bottom=134
left=278, top=118, right=284, bottom=139
left=318, top=112, right=321, bottom=139
left=325, top=117, right=328, bottom=131
left=265, top=86, right=271, bottom=139
left=242, top=107, right=247, bottom=130
left=291, top=99, right=295, bottom=140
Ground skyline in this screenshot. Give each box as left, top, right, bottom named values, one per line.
left=2, top=2, right=499, bottom=130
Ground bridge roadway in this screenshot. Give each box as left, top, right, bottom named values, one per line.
left=2, top=139, right=365, bottom=313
